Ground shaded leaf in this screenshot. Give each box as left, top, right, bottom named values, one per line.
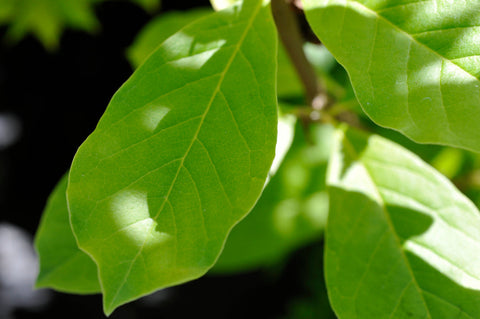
left=34, top=175, right=100, bottom=294
left=326, top=126, right=480, bottom=318
left=129, top=0, right=161, bottom=13
left=127, top=8, right=213, bottom=68
left=303, top=0, right=480, bottom=152
left=67, top=0, right=278, bottom=314
left=213, top=122, right=332, bottom=273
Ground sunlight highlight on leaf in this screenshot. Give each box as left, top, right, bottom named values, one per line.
left=326, top=126, right=480, bottom=318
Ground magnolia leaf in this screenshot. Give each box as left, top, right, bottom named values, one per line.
left=67, top=0, right=277, bottom=314
left=303, top=0, right=480, bottom=152
left=35, top=175, right=100, bottom=294
left=326, top=126, right=480, bottom=318
left=213, top=122, right=332, bottom=273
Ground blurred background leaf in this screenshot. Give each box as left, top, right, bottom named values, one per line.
left=0, top=0, right=161, bottom=49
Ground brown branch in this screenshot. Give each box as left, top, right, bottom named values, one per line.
left=271, top=0, right=327, bottom=108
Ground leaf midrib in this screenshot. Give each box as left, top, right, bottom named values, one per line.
left=340, top=133, right=433, bottom=319
left=348, top=0, right=480, bottom=81
left=105, top=1, right=264, bottom=312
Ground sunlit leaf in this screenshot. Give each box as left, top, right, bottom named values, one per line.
left=35, top=175, right=100, bottom=294
left=210, top=0, right=239, bottom=11
left=213, top=122, right=332, bottom=273
left=303, top=0, right=480, bottom=152
left=67, top=0, right=278, bottom=314
left=326, top=126, right=480, bottom=318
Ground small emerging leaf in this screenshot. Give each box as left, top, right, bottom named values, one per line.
left=326, top=126, right=480, bottom=318
left=35, top=175, right=100, bottom=294
left=67, top=0, right=278, bottom=314
left=303, top=0, right=480, bottom=152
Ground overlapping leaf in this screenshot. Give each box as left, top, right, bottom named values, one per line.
left=67, top=0, right=277, bottom=314
left=127, top=8, right=213, bottom=68
left=326, top=126, right=480, bottom=318
left=35, top=175, right=100, bottom=294
left=213, top=122, right=332, bottom=273
left=303, top=0, right=480, bottom=152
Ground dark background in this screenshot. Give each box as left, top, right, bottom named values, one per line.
left=0, top=1, right=333, bottom=318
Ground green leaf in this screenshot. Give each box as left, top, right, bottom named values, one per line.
left=303, top=0, right=480, bottom=152
left=127, top=8, right=213, bottom=69
left=326, top=126, right=480, bottom=318
left=34, top=175, right=100, bottom=294
left=213, top=121, right=332, bottom=273
left=67, top=0, right=278, bottom=314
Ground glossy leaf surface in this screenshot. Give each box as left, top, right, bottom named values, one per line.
left=67, top=0, right=277, bottom=314
left=303, top=0, right=480, bottom=152
left=213, top=122, right=332, bottom=273
left=326, top=127, right=480, bottom=318
left=35, top=175, right=100, bottom=294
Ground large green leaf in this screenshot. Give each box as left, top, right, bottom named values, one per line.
left=67, top=0, right=277, bottom=314
left=213, top=122, right=332, bottom=273
left=326, top=126, right=480, bottom=318
left=34, top=175, right=100, bottom=294
left=303, top=0, right=480, bottom=152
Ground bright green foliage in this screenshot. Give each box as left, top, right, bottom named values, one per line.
left=303, top=0, right=480, bottom=152
left=127, top=8, right=213, bottom=68
left=67, top=0, right=277, bottom=314
left=31, top=0, right=480, bottom=317
left=35, top=175, right=100, bottom=294
left=326, top=126, right=480, bottom=318
left=0, top=0, right=161, bottom=49
left=213, top=122, right=332, bottom=273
